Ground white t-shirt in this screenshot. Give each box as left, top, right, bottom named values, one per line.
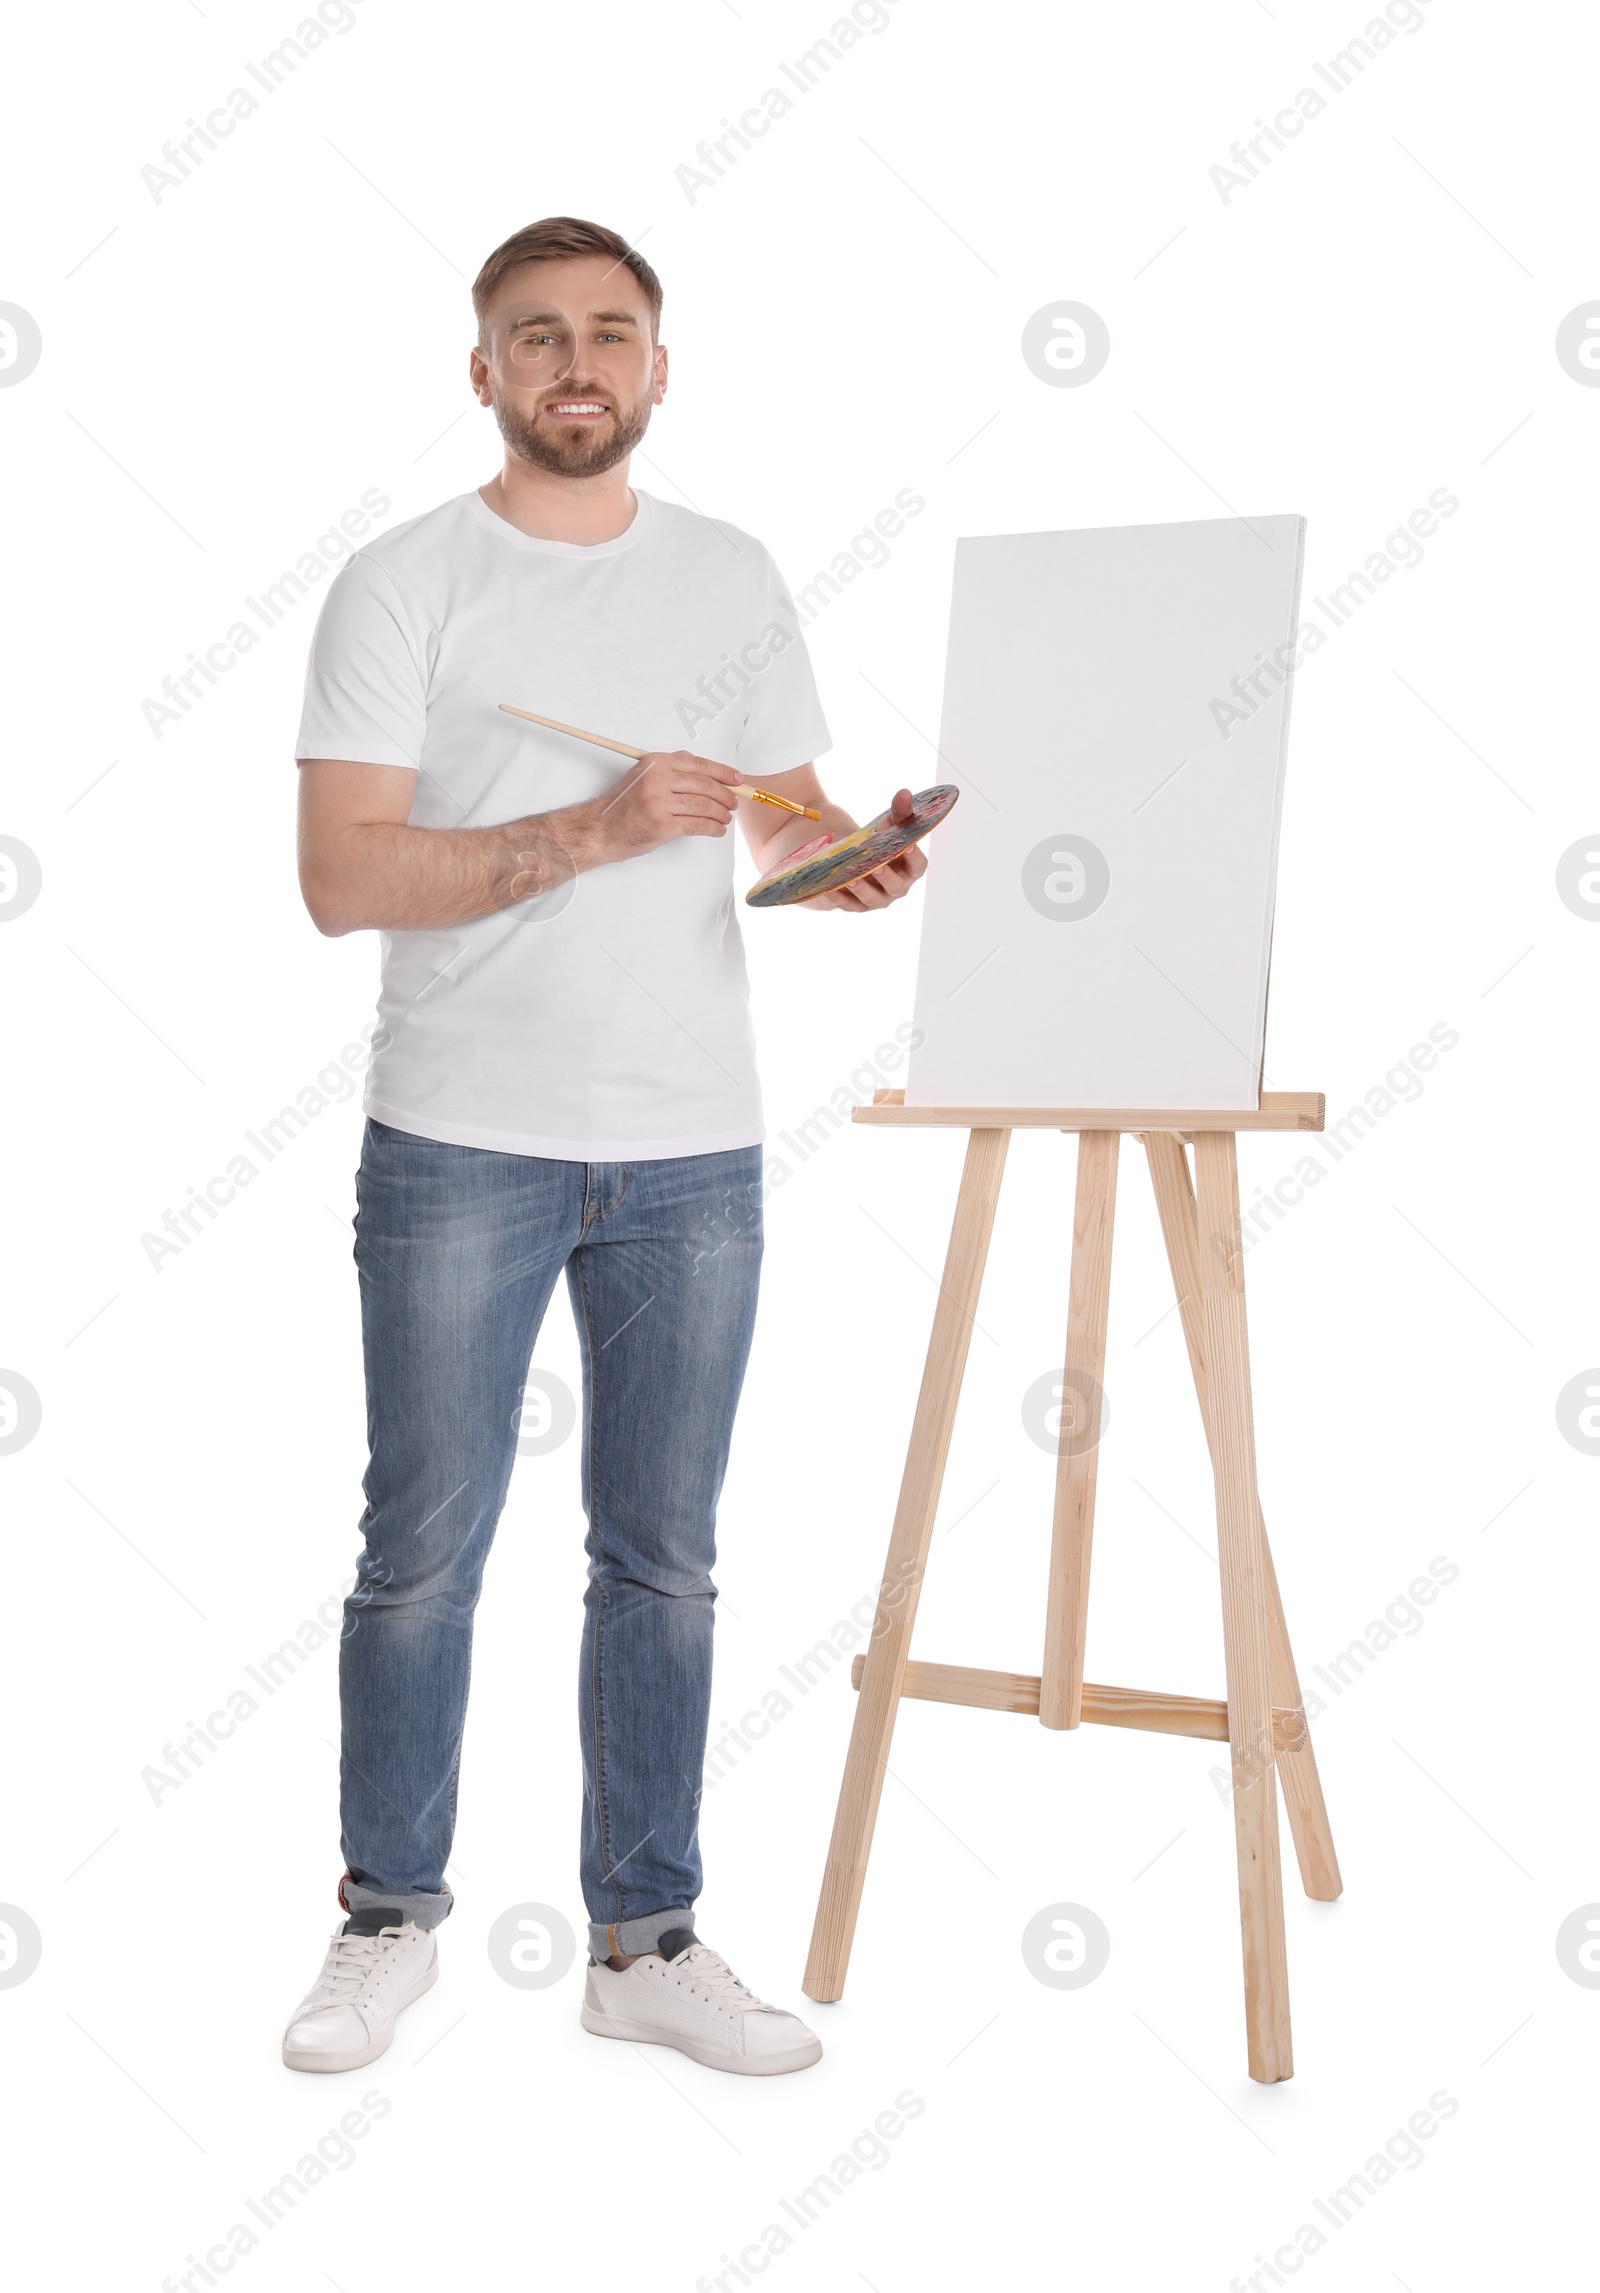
left=295, top=488, right=831, bottom=1158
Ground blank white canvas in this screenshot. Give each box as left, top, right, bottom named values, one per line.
left=905, top=514, right=1306, bottom=1110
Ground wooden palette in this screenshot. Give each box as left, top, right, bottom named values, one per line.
left=745, top=784, right=959, bottom=909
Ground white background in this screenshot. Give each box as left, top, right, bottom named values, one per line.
left=2, top=1, right=1596, bottom=2285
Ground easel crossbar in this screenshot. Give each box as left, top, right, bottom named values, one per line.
left=847, top=1654, right=1308, bottom=1751
left=855, top=1089, right=1324, bottom=1132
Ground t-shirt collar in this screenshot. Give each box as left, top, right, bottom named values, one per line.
left=465, top=485, right=652, bottom=559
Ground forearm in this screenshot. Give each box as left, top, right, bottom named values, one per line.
left=744, top=794, right=854, bottom=878
left=301, top=803, right=598, bottom=936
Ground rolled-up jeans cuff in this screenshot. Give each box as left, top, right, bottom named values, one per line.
left=586, top=1908, right=695, bottom=1962
left=339, top=1875, right=454, bottom=1932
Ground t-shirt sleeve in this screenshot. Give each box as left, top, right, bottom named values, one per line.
left=733, top=548, right=833, bottom=775
left=294, top=554, right=426, bottom=770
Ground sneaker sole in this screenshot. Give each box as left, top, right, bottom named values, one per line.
left=282, top=1956, right=439, bottom=2073
left=579, top=2003, right=822, bottom=2075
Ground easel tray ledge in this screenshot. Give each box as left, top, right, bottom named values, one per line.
left=856, top=1089, right=1325, bottom=1132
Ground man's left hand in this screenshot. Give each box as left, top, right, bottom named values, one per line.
left=802, top=787, right=928, bottom=913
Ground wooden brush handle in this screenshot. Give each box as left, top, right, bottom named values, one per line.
left=498, top=703, right=820, bottom=819
left=499, top=703, right=644, bottom=759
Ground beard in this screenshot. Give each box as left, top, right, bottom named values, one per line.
left=491, top=385, right=653, bottom=477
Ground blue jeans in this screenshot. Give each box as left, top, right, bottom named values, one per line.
left=338, top=1119, right=763, bottom=1960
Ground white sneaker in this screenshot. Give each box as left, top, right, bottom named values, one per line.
left=281, top=1912, right=438, bottom=2073
left=582, top=1930, right=822, bottom=2076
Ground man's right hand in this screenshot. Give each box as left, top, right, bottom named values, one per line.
left=581, top=751, right=742, bottom=865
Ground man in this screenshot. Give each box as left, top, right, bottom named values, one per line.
left=283, top=215, right=925, bottom=2077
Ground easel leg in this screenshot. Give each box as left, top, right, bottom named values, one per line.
left=1258, top=1536, right=1342, bottom=1899
left=1193, top=1132, right=1293, bottom=2084
left=1143, top=1132, right=1342, bottom=1902
left=803, top=1128, right=1011, bottom=2003
left=1039, top=1131, right=1119, bottom=1729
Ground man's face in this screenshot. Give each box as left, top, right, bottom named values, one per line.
left=471, top=255, right=665, bottom=478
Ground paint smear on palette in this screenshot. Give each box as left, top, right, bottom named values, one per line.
left=745, top=785, right=959, bottom=908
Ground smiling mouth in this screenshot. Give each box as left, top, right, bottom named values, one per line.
left=543, top=399, right=611, bottom=419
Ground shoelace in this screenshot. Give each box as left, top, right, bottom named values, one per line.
left=666, top=1944, right=776, bottom=2016
left=308, top=1925, right=409, bottom=2005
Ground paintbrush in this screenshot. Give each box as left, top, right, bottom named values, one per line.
left=498, top=704, right=823, bottom=821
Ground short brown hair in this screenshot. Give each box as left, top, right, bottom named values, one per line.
left=471, top=217, right=663, bottom=340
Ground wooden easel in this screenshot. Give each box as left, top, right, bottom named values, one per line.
left=802, top=1089, right=1342, bottom=2083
